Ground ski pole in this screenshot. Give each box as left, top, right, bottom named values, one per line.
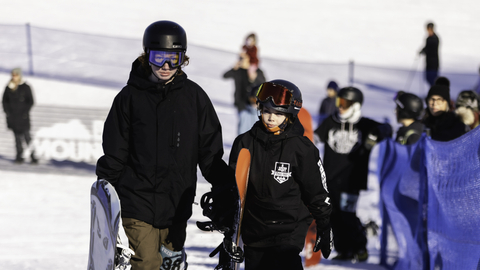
left=404, top=56, right=420, bottom=91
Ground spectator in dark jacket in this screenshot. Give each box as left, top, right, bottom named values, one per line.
left=223, top=51, right=266, bottom=134
left=419, top=22, right=440, bottom=87
left=423, top=85, right=467, bottom=141
left=2, top=67, right=37, bottom=164
left=96, top=21, right=235, bottom=270
left=318, top=80, right=339, bottom=125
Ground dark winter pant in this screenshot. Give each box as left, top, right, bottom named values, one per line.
left=425, top=69, right=439, bottom=87
left=13, top=130, right=32, bottom=160
left=328, top=190, right=367, bottom=256
left=122, top=218, right=186, bottom=270
left=330, top=209, right=367, bottom=255
left=244, top=245, right=303, bottom=270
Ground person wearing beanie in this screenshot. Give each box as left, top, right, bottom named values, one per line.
left=2, top=67, right=38, bottom=164
left=423, top=85, right=467, bottom=141
left=317, top=80, right=339, bottom=125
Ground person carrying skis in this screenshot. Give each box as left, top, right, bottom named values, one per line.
left=96, top=20, right=235, bottom=270
left=393, top=91, right=425, bottom=145
left=229, top=79, right=332, bottom=270
left=314, top=86, right=392, bottom=261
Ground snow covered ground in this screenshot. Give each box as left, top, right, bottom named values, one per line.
left=0, top=1, right=479, bottom=269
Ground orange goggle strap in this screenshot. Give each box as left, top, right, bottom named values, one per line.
left=256, top=82, right=293, bottom=106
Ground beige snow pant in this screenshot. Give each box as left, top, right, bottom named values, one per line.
left=122, top=218, right=174, bottom=270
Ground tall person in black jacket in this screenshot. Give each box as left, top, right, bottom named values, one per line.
left=419, top=22, right=440, bottom=87
left=96, top=21, right=234, bottom=270
left=230, top=80, right=332, bottom=270
left=314, top=87, right=392, bottom=261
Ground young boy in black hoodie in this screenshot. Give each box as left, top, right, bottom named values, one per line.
left=229, top=80, right=332, bottom=270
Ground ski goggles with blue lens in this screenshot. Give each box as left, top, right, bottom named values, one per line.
left=149, top=50, right=184, bottom=68
left=256, top=82, right=293, bottom=106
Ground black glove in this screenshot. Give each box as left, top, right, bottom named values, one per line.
left=198, top=183, right=239, bottom=234
left=313, top=226, right=333, bottom=259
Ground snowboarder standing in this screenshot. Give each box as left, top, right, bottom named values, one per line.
left=314, top=87, right=392, bottom=261
left=229, top=80, right=332, bottom=270
left=96, top=20, right=235, bottom=270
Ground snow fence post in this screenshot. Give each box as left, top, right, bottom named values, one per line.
left=26, top=23, right=34, bottom=76
left=349, top=60, right=354, bottom=85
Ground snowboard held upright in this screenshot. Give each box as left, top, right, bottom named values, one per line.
left=197, top=148, right=251, bottom=270
left=88, top=179, right=133, bottom=270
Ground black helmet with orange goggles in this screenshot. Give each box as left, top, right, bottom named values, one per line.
left=256, top=79, right=302, bottom=118
left=337, top=87, right=364, bottom=105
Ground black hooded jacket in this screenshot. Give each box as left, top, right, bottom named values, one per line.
left=229, top=120, right=331, bottom=250
left=2, top=82, right=34, bottom=133
left=96, top=59, right=233, bottom=229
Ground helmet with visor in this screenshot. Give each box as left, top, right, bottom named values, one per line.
left=256, top=79, right=302, bottom=118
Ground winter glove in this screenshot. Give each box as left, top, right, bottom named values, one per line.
left=198, top=183, right=240, bottom=235
left=456, top=107, right=475, bottom=126
left=314, top=225, right=333, bottom=259
left=365, top=123, right=392, bottom=150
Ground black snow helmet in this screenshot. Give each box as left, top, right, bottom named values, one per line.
left=456, top=90, right=480, bottom=111
left=143, top=21, right=187, bottom=53
left=394, top=91, right=424, bottom=119
left=256, top=79, right=303, bottom=118
left=337, top=87, right=364, bottom=105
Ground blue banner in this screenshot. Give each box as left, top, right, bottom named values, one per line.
left=378, top=126, right=480, bottom=269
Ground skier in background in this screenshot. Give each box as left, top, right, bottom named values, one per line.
left=2, top=67, right=38, bottom=164
left=419, top=22, right=440, bottom=87
left=393, top=91, right=425, bottom=145
left=96, top=21, right=235, bottom=270
left=314, top=87, right=392, bottom=261
left=229, top=80, right=332, bottom=270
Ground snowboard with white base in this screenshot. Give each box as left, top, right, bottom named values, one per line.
left=88, top=179, right=134, bottom=270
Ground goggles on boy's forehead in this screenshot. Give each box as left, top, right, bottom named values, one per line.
left=256, top=82, right=293, bottom=106
left=149, top=50, right=184, bottom=68
left=393, top=91, right=405, bottom=108
left=336, top=97, right=353, bottom=109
